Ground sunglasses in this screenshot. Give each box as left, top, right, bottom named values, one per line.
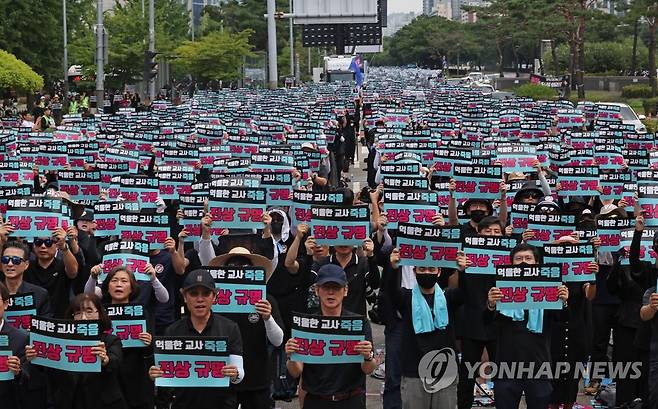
left=1, top=256, right=25, bottom=265
left=34, top=238, right=54, bottom=247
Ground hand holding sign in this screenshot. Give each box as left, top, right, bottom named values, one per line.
left=255, top=299, right=272, bottom=320
left=6, top=355, right=20, bottom=375
left=91, top=341, right=109, bottom=366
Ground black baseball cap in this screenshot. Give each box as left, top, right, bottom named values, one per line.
left=316, top=264, right=347, bottom=286
left=182, top=269, right=215, bottom=292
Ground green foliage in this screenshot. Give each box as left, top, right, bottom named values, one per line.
left=622, top=84, right=652, bottom=98
left=105, top=0, right=188, bottom=86
left=642, top=97, right=658, bottom=115
left=0, top=49, right=44, bottom=92
left=173, top=30, right=254, bottom=81
left=515, top=83, right=557, bottom=100
left=547, top=38, right=648, bottom=75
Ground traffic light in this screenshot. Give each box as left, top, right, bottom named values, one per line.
left=143, top=50, right=158, bottom=82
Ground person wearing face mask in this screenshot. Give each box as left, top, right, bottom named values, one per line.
left=383, top=247, right=463, bottom=409
left=448, top=195, right=497, bottom=237
left=486, top=243, right=569, bottom=409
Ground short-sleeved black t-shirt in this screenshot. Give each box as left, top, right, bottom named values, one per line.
left=164, top=313, right=243, bottom=409
left=24, top=258, right=73, bottom=318
left=300, top=309, right=372, bottom=396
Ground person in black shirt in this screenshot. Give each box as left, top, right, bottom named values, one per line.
left=285, top=264, right=377, bottom=409
left=149, top=269, right=244, bottom=409
left=1, top=241, right=51, bottom=317
left=447, top=182, right=503, bottom=237
left=640, top=284, right=658, bottom=409
left=23, top=227, right=83, bottom=318
left=486, top=243, right=569, bottom=409
left=0, top=282, right=28, bottom=409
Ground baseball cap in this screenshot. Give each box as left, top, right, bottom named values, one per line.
left=316, top=264, right=347, bottom=286
left=76, top=209, right=94, bottom=222
left=182, top=269, right=216, bottom=292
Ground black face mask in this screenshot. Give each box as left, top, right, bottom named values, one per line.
left=470, top=210, right=487, bottom=223
left=416, top=274, right=437, bottom=289
left=271, top=221, right=283, bottom=235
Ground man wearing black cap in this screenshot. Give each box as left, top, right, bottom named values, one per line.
left=149, top=269, right=244, bottom=409
left=285, top=264, right=377, bottom=409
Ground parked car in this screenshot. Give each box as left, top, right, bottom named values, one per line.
left=576, top=101, right=647, bottom=133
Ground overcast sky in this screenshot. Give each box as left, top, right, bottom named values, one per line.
left=387, top=0, right=422, bottom=14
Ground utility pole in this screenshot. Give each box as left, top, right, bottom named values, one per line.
left=267, top=0, right=278, bottom=89
left=63, top=0, right=68, bottom=101
left=148, top=0, right=156, bottom=100
left=289, top=0, right=294, bottom=79
left=95, top=0, right=104, bottom=113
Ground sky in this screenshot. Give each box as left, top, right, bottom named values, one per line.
left=387, top=0, right=422, bottom=14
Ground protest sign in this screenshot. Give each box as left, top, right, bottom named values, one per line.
left=558, top=165, right=600, bottom=196
left=93, top=201, right=140, bottom=236
left=154, top=336, right=230, bottom=388
left=58, top=170, right=101, bottom=203
left=208, top=187, right=266, bottom=229
left=0, top=335, right=13, bottom=381
left=120, top=176, right=160, bottom=209
left=310, top=205, right=370, bottom=246
left=29, top=316, right=101, bottom=372
left=396, top=223, right=461, bottom=268
left=118, top=211, right=170, bottom=250
left=207, top=267, right=267, bottom=314
left=106, top=304, right=148, bottom=348
left=101, top=240, right=151, bottom=282
left=256, top=172, right=293, bottom=206
left=291, top=313, right=365, bottom=364
left=453, top=164, right=503, bottom=200
left=495, top=264, right=563, bottom=310
left=463, top=236, right=518, bottom=275
left=526, top=213, right=576, bottom=246
left=5, top=197, right=66, bottom=239
left=5, top=292, right=36, bottom=331
left=292, top=190, right=344, bottom=226
left=596, top=217, right=633, bottom=253
left=543, top=243, right=596, bottom=282
left=157, top=168, right=195, bottom=200
left=510, top=203, right=536, bottom=234
left=383, top=190, right=440, bottom=230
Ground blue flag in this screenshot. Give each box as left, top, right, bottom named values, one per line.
left=349, top=55, right=363, bottom=88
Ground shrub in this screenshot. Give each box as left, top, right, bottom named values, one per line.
left=515, top=83, right=558, bottom=100
left=642, top=97, right=658, bottom=116
left=622, top=84, right=652, bottom=99
left=0, top=49, right=44, bottom=92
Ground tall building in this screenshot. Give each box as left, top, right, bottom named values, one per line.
left=423, top=0, right=436, bottom=15
left=187, top=0, right=223, bottom=32
left=432, top=0, right=452, bottom=19
left=383, top=12, right=417, bottom=36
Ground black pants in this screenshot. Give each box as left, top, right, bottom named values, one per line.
left=304, top=393, right=365, bottom=409
left=457, top=337, right=497, bottom=409
left=590, top=304, right=618, bottom=379
left=237, top=388, right=271, bottom=409
left=494, top=379, right=552, bottom=409
left=614, top=325, right=646, bottom=406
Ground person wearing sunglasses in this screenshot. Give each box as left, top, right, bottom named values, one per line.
left=1, top=241, right=51, bottom=318
left=23, top=226, right=83, bottom=318
left=149, top=269, right=244, bottom=409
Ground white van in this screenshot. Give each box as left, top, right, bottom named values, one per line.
left=576, top=102, right=647, bottom=133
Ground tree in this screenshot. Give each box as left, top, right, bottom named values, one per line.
left=105, top=0, right=188, bottom=86
left=173, top=30, right=254, bottom=82
left=0, top=49, right=44, bottom=92
left=630, top=0, right=658, bottom=96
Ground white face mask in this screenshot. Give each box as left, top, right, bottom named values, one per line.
left=600, top=203, right=618, bottom=215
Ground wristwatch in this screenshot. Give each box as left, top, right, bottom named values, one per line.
left=364, top=351, right=374, bottom=362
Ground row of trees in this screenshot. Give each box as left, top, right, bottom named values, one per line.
left=378, top=0, right=658, bottom=97
left=0, top=0, right=319, bottom=92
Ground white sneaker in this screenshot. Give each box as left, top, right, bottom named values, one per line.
left=371, top=363, right=385, bottom=380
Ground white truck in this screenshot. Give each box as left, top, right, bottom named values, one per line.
left=316, top=55, right=366, bottom=83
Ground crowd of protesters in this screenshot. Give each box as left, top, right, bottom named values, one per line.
left=0, top=67, right=657, bottom=409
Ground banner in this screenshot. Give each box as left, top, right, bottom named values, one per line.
left=118, top=212, right=169, bottom=249
left=495, top=264, right=563, bottom=310
left=383, top=190, right=440, bottom=230
left=292, top=190, right=344, bottom=226
left=106, top=304, right=148, bottom=348
left=4, top=292, right=36, bottom=330
left=207, top=267, right=266, bottom=314
left=290, top=313, right=365, bottom=364
left=543, top=243, right=596, bottom=282
left=463, top=236, right=518, bottom=275
left=310, top=205, right=370, bottom=246
left=208, top=187, right=266, bottom=230
left=453, top=164, right=502, bottom=200
left=29, top=316, right=101, bottom=372
left=93, top=201, right=140, bottom=236
left=101, top=240, right=151, bottom=282
left=397, top=223, right=461, bottom=268
left=154, top=336, right=230, bottom=388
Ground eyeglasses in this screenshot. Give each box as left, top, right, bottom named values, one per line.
left=1, top=256, right=25, bottom=265
left=187, top=288, right=213, bottom=297
left=73, top=308, right=98, bottom=319
left=34, top=238, right=54, bottom=248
